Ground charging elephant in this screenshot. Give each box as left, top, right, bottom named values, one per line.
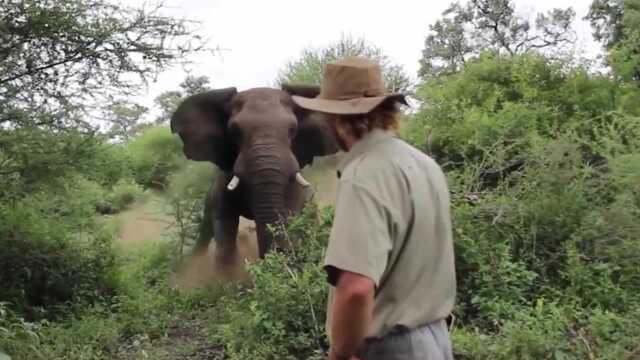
left=170, top=85, right=338, bottom=261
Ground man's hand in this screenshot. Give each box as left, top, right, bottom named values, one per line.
left=328, top=270, right=375, bottom=360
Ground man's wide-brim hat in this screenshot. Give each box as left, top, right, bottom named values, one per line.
left=291, top=57, right=407, bottom=115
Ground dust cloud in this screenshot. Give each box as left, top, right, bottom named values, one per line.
left=172, top=217, right=258, bottom=287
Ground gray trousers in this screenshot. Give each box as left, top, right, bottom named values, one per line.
left=355, top=319, right=454, bottom=360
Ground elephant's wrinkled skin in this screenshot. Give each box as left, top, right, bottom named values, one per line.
left=170, top=85, right=338, bottom=260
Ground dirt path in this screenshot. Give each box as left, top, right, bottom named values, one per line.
left=116, top=195, right=172, bottom=247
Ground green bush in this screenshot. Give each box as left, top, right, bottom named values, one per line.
left=163, top=162, right=216, bottom=253
left=403, top=53, right=640, bottom=357
left=88, top=142, right=134, bottom=188
left=127, top=126, right=185, bottom=189
left=216, top=203, right=332, bottom=360
left=452, top=301, right=640, bottom=359
left=166, top=162, right=215, bottom=201
left=452, top=301, right=575, bottom=360
left=0, top=302, right=44, bottom=359
left=106, top=242, right=181, bottom=339
left=66, top=175, right=144, bottom=215
left=0, top=178, right=119, bottom=319
left=402, top=54, right=631, bottom=167
left=0, top=242, right=191, bottom=360
left=102, top=179, right=145, bottom=213
left=69, top=175, right=111, bottom=213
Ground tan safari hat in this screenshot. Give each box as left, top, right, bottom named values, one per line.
left=291, top=57, right=406, bottom=115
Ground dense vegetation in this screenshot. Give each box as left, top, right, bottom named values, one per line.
left=404, top=53, right=640, bottom=359
left=2, top=0, right=640, bottom=359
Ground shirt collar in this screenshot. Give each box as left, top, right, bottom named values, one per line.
left=337, top=128, right=396, bottom=176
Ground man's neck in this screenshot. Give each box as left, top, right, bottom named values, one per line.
left=342, top=128, right=391, bottom=151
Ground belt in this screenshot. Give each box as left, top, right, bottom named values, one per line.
left=356, top=323, right=430, bottom=358
left=362, top=323, right=427, bottom=345
left=355, top=319, right=453, bottom=359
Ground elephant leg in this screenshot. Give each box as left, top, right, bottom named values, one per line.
left=213, top=215, right=239, bottom=265
left=193, top=183, right=216, bottom=255
left=256, top=220, right=288, bottom=258
left=255, top=222, right=272, bottom=259
left=210, top=172, right=242, bottom=265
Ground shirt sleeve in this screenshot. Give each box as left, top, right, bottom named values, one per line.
left=323, top=179, right=394, bottom=287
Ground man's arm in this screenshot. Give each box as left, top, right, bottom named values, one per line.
left=328, top=270, right=375, bottom=360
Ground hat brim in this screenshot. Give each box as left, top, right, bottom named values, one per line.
left=291, top=94, right=406, bottom=115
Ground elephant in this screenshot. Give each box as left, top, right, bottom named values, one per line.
left=170, top=85, right=338, bottom=261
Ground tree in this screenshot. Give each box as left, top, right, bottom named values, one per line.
left=0, top=0, right=204, bottom=189
left=0, top=0, right=204, bottom=121
left=611, top=0, right=640, bottom=82
left=179, top=75, right=212, bottom=96
left=587, top=0, right=625, bottom=49
left=154, top=90, right=183, bottom=125
left=588, top=0, right=640, bottom=82
left=419, top=0, right=576, bottom=78
left=104, top=100, right=148, bottom=141
left=153, top=75, right=212, bottom=124
left=277, top=35, right=413, bottom=94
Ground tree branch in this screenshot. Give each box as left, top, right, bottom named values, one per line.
left=0, top=53, right=86, bottom=85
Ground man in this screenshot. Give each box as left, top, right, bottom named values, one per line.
left=292, top=57, right=457, bottom=359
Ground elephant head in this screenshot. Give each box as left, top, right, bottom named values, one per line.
left=170, top=85, right=338, bottom=256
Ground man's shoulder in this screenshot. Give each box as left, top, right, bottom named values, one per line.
left=341, top=137, right=417, bottom=182
left=364, top=137, right=437, bottom=169
left=390, top=138, right=444, bottom=173
left=341, top=140, right=391, bottom=176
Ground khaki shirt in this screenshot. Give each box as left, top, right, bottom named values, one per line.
left=324, top=129, right=456, bottom=338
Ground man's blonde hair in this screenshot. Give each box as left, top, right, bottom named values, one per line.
left=331, top=100, right=401, bottom=140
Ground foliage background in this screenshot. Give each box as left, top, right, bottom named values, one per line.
left=1, top=0, right=640, bottom=359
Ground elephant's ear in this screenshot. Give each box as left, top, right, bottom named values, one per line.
left=283, top=84, right=340, bottom=168
left=170, top=87, right=238, bottom=171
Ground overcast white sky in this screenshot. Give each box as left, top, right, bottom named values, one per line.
left=129, top=0, right=600, bottom=113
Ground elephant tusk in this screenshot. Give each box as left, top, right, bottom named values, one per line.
left=295, top=172, right=310, bottom=187
left=227, top=175, right=240, bottom=191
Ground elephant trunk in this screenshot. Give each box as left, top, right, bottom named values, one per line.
left=245, top=144, right=296, bottom=257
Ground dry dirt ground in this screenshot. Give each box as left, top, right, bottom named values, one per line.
left=112, top=158, right=339, bottom=359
